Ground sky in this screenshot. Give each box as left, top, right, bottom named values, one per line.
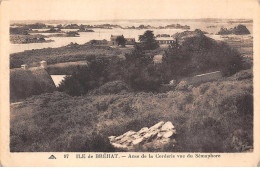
left=8, top=0, right=257, bottom=21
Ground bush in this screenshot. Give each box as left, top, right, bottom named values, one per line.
left=123, top=46, right=163, bottom=92
left=175, top=81, right=189, bottom=91
left=162, top=33, right=244, bottom=81
left=89, top=80, right=131, bottom=95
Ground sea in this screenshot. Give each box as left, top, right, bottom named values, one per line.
left=10, top=19, right=253, bottom=54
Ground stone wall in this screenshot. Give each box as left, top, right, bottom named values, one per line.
left=185, top=71, right=222, bottom=85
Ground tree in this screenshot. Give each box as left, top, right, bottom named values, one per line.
left=58, top=57, right=110, bottom=96
left=139, top=30, right=159, bottom=50
left=116, top=36, right=126, bottom=47
left=57, top=56, right=126, bottom=96
left=123, top=45, right=162, bottom=92
left=162, top=33, right=244, bottom=79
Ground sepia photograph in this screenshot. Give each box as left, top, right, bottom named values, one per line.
left=1, top=0, right=260, bottom=167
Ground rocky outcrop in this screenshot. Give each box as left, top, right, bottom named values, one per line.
left=10, top=34, right=52, bottom=44
left=217, top=24, right=250, bottom=35
left=109, top=121, right=176, bottom=151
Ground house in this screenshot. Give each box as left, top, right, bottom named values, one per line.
left=110, top=35, right=123, bottom=45
left=125, top=38, right=136, bottom=45
left=156, top=37, right=175, bottom=44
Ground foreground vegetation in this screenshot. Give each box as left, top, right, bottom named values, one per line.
left=10, top=69, right=253, bottom=152
left=10, top=30, right=253, bottom=152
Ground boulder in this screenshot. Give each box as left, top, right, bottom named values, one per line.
left=108, top=121, right=177, bottom=151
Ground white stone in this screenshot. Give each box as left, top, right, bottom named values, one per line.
left=138, top=127, right=149, bottom=134
left=161, top=121, right=175, bottom=131
left=108, top=136, right=116, bottom=141
left=111, top=143, right=128, bottom=150
left=132, top=137, right=144, bottom=145
left=143, top=130, right=158, bottom=139
left=149, top=121, right=164, bottom=131
left=163, top=131, right=174, bottom=138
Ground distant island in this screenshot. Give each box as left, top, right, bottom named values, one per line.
left=47, top=31, right=80, bottom=37
left=125, top=24, right=190, bottom=30
left=10, top=34, right=53, bottom=44
left=11, top=22, right=190, bottom=31
left=217, top=24, right=250, bottom=35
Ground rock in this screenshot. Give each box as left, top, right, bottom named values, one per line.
left=115, top=130, right=135, bottom=140
left=138, top=127, right=149, bottom=134
left=108, top=121, right=177, bottom=151
left=163, top=131, right=174, bottom=138
left=149, top=121, right=164, bottom=131
left=132, top=137, right=144, bottom=145
left=111, top=143, right=128, bottom=150
left=143, top=130, right=159, bottom=139
left=108, top=136, right=116, bottom=141
left=161, top=121, right=175, bottom=131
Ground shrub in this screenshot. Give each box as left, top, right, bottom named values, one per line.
left=89, top=80, right=131, bottom=95
left=162, top=33, right=244, bottom=81
left=175, top=81, right=189, bottom=91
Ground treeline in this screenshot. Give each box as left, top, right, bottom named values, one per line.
left=58, top=30, right=245, bottom=95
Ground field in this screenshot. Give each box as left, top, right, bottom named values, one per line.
left=47, top=61, right=88, bottom=75
left=10, top=69, right=253, bottom=152
left=10, top=44, right=132, bottom=69
left=221, top=35, right=253, bottom=58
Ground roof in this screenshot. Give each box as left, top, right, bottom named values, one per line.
left=156, top=37, right=174, bottom=41
left=10, top=67, right=56, bottom=102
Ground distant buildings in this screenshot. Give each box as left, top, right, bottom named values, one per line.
left=125, top=38, right=136, bottom=45
left=155, top=37, right=175, bottom=44
left=109, top=35, right=136, bottom=45
left=90, top=34, right=177, bottom=46
left=110, top=35, right=122, bottom=45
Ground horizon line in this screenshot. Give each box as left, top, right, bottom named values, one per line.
left=10, top=18, right=253, bottom=22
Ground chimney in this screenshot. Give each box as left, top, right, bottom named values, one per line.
left=21, top=64, right=28, bottom=70
left=40, top=60, right=47, bottom=69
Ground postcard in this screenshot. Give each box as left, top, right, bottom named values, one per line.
left=0, top=0, right=260, bottom=167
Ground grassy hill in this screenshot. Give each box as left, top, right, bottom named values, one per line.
left=10, top=44, right=132, bottom=69
left=10, top=67, right=56, bottom=102
left=10, top=69, right=253, bottom=152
